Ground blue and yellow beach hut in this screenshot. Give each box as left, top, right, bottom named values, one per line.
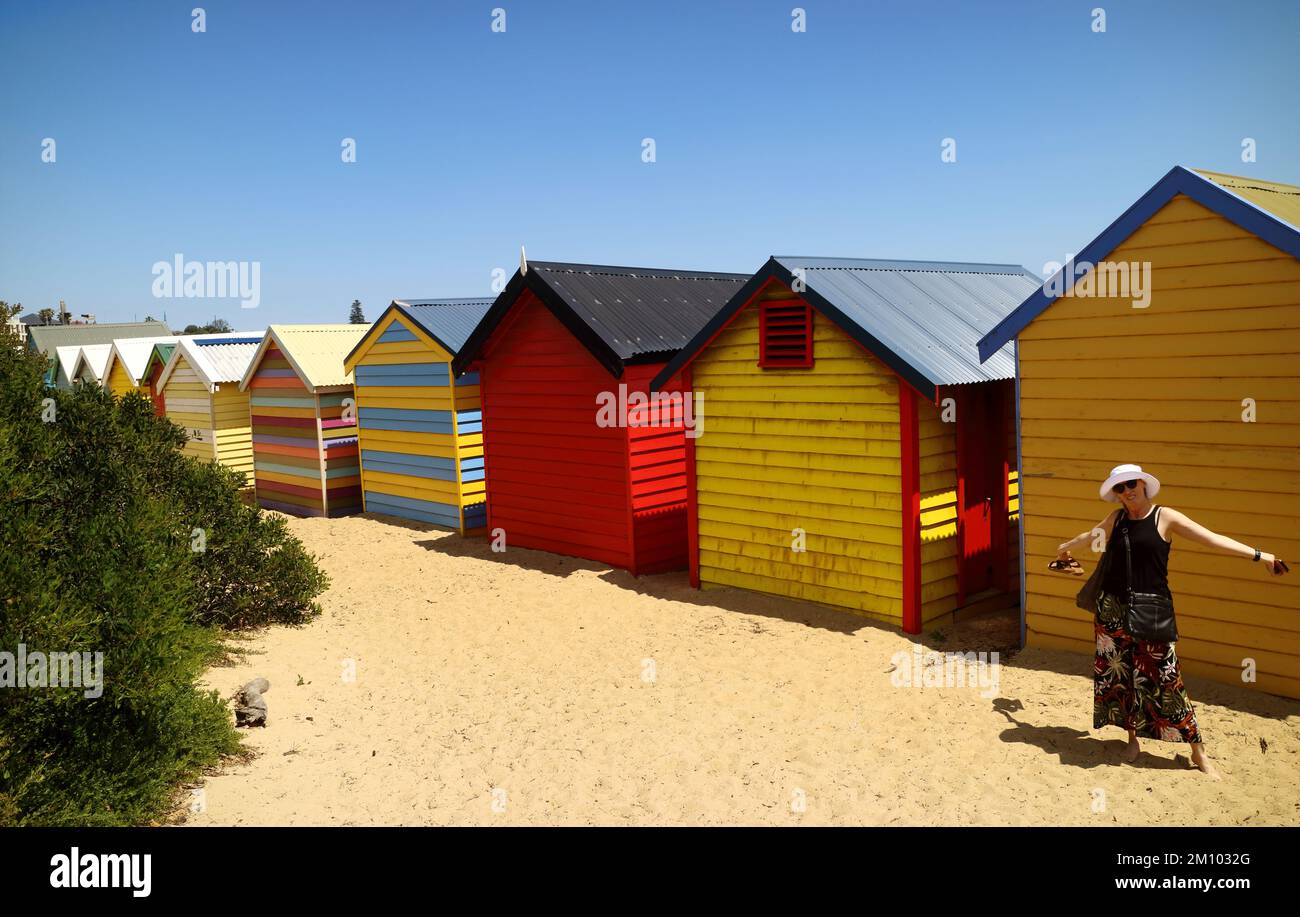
left=342, top=299, right=494, bottom=533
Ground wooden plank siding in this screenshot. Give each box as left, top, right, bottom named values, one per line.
left=159, top=351, right=255, bottom=485
left=479, top=291, right=638, bottom=569
left=160, top=353, right=218, bottom=464
left=248, top=344, right=329, bottom=516
left=106, top=355, right=138, bottom=400
left=350, top=311, right=484, bottom=533
left=320, top=392, right=362, bottom=517
left=452, top=372, right=487, bottom=531
left=212, top=385, right=255, bottom=486
left=919, top=393, right=959, bottom=624
left=1017, top=193, right=1300, bottom=698
left=691, top=286, right=907, bottom=625
left=625, top=362, right=689, bottom=574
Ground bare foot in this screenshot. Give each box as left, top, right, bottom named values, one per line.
left=1122, top=737, right=1140, bottom=762
left=1191, top=748, right=1221, bottom=781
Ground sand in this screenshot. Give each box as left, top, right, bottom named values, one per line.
left=184, top=514, right=1300, bottom=826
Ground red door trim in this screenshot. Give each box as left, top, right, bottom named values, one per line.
left=683, top=366, right=701, bottom=588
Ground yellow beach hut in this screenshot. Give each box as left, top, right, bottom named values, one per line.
left=156, top=332, right=266, bottom=486
left=239, top=324, right=368, bottom=517
left=978, top=166, right=1300, bottom=699
left=342, top=298, right=494, bottom=533
left=653, top=257, right=1040, bottom=633
left=102, top=336, right=177, bottom=400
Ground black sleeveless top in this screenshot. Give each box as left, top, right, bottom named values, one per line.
left=1102, top=505, right=1172, bottom=597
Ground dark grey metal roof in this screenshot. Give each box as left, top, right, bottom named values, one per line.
left=773, top=257, right=1039, bottom=385
left=528, top=262, right=750, bottom=362
left=394, top=298, right=495, bottom=355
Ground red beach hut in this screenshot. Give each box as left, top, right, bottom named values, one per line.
left=454, top=260, right=748, bottom=575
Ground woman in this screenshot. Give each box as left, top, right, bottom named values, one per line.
left=1053, top=463, right=1288, bottom=780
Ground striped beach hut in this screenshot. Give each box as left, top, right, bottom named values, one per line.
left=343, top=299, right=494, bottom=533
left=239, top=325, right=368, bottom=517
left=454, top=261, right=749, bottom=575
left=103, top=336, right=177, bottom=401
left=978, top=166, right=1300, bottom=698
left=652, top=257, right=1040, bottom=631
left=156, top=332, right=265, bottom=485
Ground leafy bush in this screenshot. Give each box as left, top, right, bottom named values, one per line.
left=0, top=343, right=328, bottom=825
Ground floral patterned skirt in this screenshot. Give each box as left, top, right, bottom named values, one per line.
left=1094, top=591, right=1202, bottom=744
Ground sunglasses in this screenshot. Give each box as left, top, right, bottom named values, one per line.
left=1111, top=479, right=1141, bottom=494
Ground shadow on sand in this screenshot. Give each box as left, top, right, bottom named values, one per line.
left=361, top=511, right=1300, bottom=725
left=990, top=697, right=1189, bottom=771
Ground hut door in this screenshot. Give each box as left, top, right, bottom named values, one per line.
left=955, top=385, right=1004, bottom=601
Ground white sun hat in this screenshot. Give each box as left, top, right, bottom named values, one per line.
left=1100, top=463, right=1161, bottom=502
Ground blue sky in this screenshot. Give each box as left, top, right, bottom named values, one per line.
left=1, top=0, right=1297, bottom=327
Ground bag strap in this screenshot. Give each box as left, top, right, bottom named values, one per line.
left=1122, top=524, right=1134, bottom=599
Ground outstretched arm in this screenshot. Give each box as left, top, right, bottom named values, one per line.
left=1163, top=508, right=1288, bottom=576
left=1057, top=509, right=1120, bottom=560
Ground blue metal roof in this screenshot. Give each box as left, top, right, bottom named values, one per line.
left=394, top=298, right=495, bottom=355
left=776, top=257, right=1039, bottom=387
left=652, top=257, right=1039, bottom=400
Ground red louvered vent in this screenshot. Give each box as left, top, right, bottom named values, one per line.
left=758, top=300, right=814, bottom=368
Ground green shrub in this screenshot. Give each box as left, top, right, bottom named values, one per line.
left=0, top=343, right=328, bottom=825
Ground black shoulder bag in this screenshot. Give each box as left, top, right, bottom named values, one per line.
left=1122, top=519, right=1178, bottom=643
left=1074, top=511, right=1120, bottom=612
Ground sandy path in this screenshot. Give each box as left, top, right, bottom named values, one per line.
left=186, top=514, right=1300, bottom=826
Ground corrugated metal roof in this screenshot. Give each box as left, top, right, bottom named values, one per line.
left=395, top=299, right=494, bottom=355
left=242, top=324, right=369, bottom=392
left=160, top=332, right=265, bottom=392
left=1196, top=169, right=1300, bottom=231
left=26, top=320, right=171, bottom=356
left=109, top=336, right=178, bottom=382
left=531, top=262, right=750, bottom=361
left=773, top=257, right=1039, bottom=385
left=193, top=340, right=265, bottom=385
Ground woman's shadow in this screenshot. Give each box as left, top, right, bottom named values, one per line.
left=991, top=698, right=1183, bottom=770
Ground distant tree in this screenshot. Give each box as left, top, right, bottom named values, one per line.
left=349, top=300, right=365, bottom=324
left=1, top=301, right=20, bottom=322
left=143, top=314, right=157, bottom=322
left=37, top=308, right=54, bottom=326
left=181, top=318, right=232, bottom=335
